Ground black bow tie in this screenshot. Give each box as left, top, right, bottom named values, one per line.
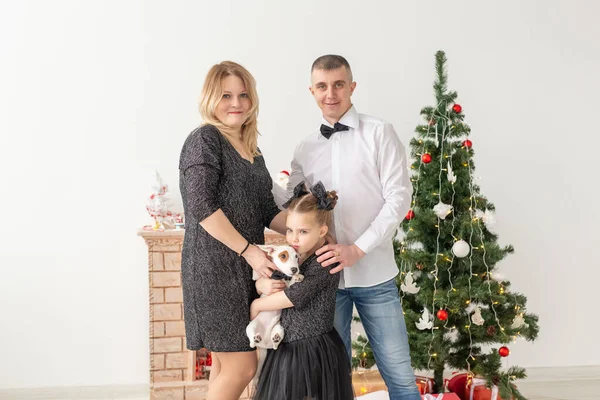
left=271, top=270, right=292, bottom=281
left=320, top=122, right=349, bottom=139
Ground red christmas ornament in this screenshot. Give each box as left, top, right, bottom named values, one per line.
left=405, top=210, right=415, bottom=220
left=421, top=154, right=432, bottom=164
left=499, top=346, right=510, bottom=357
left=462, top=139, right=472, bottom=148
left=436, top=309, right=448, bottom=321
left=452, top=104, right=462, bottom=113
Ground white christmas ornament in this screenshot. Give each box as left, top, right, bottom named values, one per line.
left=452, top=240, right=470, bottom=258
left=275, top=170, right=290, bottom=189
left=416, top=308, right=433, bottom=330
left=447, top=161, right=457, bottom=183
left=443, top=328, right=459, bottom=344
left=407, top=241, right=425, bottom=251
left=490, top=272, right=506, bottom=282
left=400, top=272, right=420, bottom=294
left=465, top=302, right=486, bottom=314
left=471, top=306, right=485, bottom=326
left=433, top=202, right=453, bottom=220
left=511, top=314, right=528, bottom=329
left=475, top=209, right=497, bottom=234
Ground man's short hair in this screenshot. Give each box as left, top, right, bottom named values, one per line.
left=311, top=55, right=353, bottom=82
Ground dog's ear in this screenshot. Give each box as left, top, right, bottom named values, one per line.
left=256, top=245, right=276, bottom=255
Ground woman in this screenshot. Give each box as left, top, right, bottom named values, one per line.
left=179, top=61, right=286, bottom=400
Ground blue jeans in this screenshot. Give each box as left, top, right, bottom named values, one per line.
left=335, top=278, right=421, bottom=400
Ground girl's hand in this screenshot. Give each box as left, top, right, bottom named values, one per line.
left=250, top=300, right=261, bottom=320
left=256, top=277, right=286, bottom=295
left=243, top=245, right=279, bottom=278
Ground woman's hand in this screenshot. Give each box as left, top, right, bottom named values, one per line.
left=256, top=277, right=286, bottom=295
left=243, top=245, right=279, bottom=278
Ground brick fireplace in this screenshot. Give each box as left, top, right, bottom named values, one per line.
left=138, top=228, right=287, bottom=400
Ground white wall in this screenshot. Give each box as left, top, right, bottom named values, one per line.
left=1, top=0, right=598, bottom=389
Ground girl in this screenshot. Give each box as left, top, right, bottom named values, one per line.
left=251, top=181, right=355, bottom=400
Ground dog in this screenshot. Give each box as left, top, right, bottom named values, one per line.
left=245, top=244, right=303, bottom=350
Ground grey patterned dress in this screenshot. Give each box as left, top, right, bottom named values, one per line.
left=178, top=124, right=280, bottom=352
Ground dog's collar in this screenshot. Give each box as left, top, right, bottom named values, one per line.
left=271, top=270, right=292, bottom=281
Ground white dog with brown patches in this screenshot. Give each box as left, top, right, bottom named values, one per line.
left=246, top=244, right=303, bottom=350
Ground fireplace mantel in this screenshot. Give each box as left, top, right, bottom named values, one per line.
left=138, top=228, right=285, bottom=400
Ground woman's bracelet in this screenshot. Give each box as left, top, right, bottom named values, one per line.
left=239, top=241, right=251, bottom=257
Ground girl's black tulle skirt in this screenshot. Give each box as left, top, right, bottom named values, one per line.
left=253, top=329, right=355, bottom=400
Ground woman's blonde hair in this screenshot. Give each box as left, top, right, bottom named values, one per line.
left=199, top=61, right=260, bottom=156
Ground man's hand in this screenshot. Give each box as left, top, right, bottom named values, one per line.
left=255, top=277, right=286, bottom=295
left=316, top=243, right=365, bottom=274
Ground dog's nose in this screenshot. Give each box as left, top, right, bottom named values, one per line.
left=291, top=267, right=298, bottom=274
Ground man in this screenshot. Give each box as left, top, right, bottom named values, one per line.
left=285, top=55, right=421, bottom=400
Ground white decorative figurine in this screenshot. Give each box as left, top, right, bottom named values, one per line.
left=400, top=272, right=420, bottom=294
left=416, top=308, right=434, bottom=330
left=146, top=171, right=171, bottom=230
left=471, top=306, right=485, bottom=326
left=275, top=170, right=290, bottom=189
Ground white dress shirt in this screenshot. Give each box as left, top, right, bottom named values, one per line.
left=280, top=106, right=412, bottom=288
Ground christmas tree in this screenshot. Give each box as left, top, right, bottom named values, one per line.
left=352, top=51, right=539, bottom=399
